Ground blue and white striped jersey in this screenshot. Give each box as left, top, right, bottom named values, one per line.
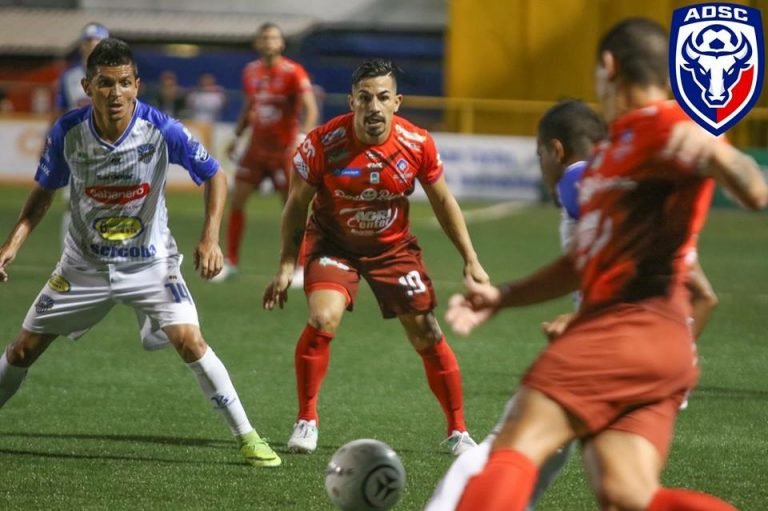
left=36, top=100, right=219, bottom=263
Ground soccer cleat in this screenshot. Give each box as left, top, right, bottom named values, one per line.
left=287, top=419, right=318, bottom=453
left=443, top=430, right=478, bottom=456
left=238, top=430, right=282, bottom=467
left=210, top=262, right=238, bottom=283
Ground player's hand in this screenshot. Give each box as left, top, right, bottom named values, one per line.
left=463, top=259, right=490, bottom=286
left=661, top=121, right=719, bottom=171
left=541, top=312, right=576, bottom=342
left=0, top=244, right=17, bottom=283
left=445, top=279, right=502, bottom=336
left=194, top=238, right=224, bottom=280
left=263, top=266, right=293, bottom=310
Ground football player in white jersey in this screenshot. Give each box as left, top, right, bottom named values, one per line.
left=0, top=38, right=281, bottom=468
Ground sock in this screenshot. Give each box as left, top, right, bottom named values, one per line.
left=0, top=351, right=27, bottom=408
left=187, top=347, right=252, bottom=437
left=226, top=208, right=245, bottom=266
left=647, top=488, right=737, bottom=510
left=457, top=448, right=538, bottom=511
left=295, top=324, right=334, bottom=424
left=418, top=338, right=466, bottom=434
left=424, top=438, right=492, bottom=511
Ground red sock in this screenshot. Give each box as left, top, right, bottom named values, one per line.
left=226, top=208, right=245, bottom=266
left=647, top=488, right=737, bottom=510
left=418, top=337, right=466, bottom=434
left=457, top=448, right=538, bottom=511
left=295, top=324, right=333, bottom=424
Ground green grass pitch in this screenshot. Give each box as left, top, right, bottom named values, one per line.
left=0, top=185, right=765, bottom=510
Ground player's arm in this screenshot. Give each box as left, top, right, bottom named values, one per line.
left=226, top=94, right=253, bottom=160
left=194, top=169, right=227, bottom=280
left=0, top=185, right=56, bottom=282
left=686, top=259, right=717, bottom=340
left=422, top=175, right=489, bottom=284
left=299, top=88, right=319, bottom=136
left=263, top=176, right=316, bottom=310
left=664, top=122, right=768, bottom=209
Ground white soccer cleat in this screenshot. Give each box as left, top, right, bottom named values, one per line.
left=209, top=262, right=238, bottom=283
left=287, top=419, right=318, bottom=453
left=290, top=267, right=305, bottom=289
left=444, top=430, right=478, bottom=456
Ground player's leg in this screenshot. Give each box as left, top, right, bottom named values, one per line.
left=0, top=330, right=57, bottom=407
left=398, top=311, right=475, bottom=454
left=456, top=386, right=580, bottom=511
left=685, top=259, right=717, bottom=339
left=223, top=176, right=257, bottom=270
left=288, top=249, right=360, bottom=453
left=161, top=323, right=280, bottom=467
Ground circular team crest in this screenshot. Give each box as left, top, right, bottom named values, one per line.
left=669, top=3, right=764, bottom=136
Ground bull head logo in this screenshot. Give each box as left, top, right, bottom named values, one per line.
left=680, top=24, right=752, bottom=108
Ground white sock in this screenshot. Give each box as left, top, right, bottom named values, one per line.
left=425, top=438, right=492, bottom=511
left=0, top=351, right=28, bottom=408
left=187, top=347, right=253, bottom=437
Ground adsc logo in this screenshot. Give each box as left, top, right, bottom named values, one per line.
left=670, top=3, right=764, bottom=135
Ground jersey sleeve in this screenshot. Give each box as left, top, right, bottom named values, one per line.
left=162, top=119, right=220, bottom=185
left=294, top=65, right=312, bottom=94
left=292, top=129, right=324, bottom=187
left=34, top=123, right=70, bottom=190
left=418, top=132, right=444, bottom=185
left=557, top=166, right=584, bottom=220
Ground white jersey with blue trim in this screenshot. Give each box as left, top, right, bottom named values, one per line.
left=556, top=160, right=587, bottom=252
left=36, top=100, right=219, bottom=264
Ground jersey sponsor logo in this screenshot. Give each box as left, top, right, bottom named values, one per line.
left=293, top=153, right=309, bottom=179
left=194, top=143, right=210, bottom=162
left=47, top=275, right=71, bottom=293
left=334, top=188, right=404, bottom=201
left=137, top=143, right=156, bottom=163
left=318, top=256, right=351, bottom=271
left=86, top=184, right=150, bottom=204
left=370, top=171, right=380, bottom=184
left=93, top=216, right=145, bottom=241
left=670, top=3, right=764, bottom=135
left=332, top=167, right=361, bottom=177
left=89, top=243, right=157, bottom=259
left=579, top=175, right=637, bottom=204
left=35, top=294, right=55, bottom=313
left=321, top=127, right=346, bottom=146
left=341, top=206, right=398, bottom=235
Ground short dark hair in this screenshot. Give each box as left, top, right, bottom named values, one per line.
left=85, top=38, right=138, bottom=80
left=598, top=18, right=668, bottom=86
left=256, top=22, right=283, bottom=38
left=351, top=59, right=401, bottom=88
left=538, top=99, right=606, bottom=158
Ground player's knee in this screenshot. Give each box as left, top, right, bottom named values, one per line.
left=594, top=474, right=657, bottom=511
left=6, top=340, right=43, bottom=367
left=308, top=309, right=342, bottom=334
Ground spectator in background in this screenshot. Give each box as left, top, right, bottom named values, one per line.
left=152, top=70, right=187, bottom=118
left=0, top=87, right=13, bottom=113
left=212, top=22, right=319, bottom=283
left=186, top=72, right=226, bottom=124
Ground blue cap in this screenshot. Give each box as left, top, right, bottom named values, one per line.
left=80, top=23, right=110, bottom=41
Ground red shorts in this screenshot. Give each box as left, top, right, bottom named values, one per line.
left=302, top=233, right=437, bottom=319
left=522, top=301, right=699, bottom=459
left=235, top=144, right=292, bottom=192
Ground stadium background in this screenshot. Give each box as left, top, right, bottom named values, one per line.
left=0, top=1, right=767, bottom=510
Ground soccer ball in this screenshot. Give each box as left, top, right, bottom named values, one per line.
left=325, top=439, right=406, bottom=511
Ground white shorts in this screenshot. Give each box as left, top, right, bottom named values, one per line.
left=22, top=254, right=199, bottom=350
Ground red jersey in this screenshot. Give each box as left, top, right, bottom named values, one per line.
left=294, top=113, right=443, bottom=256
left=573, top=101, right=715, bottom=314
left=242, top=56, right=311, bottom=149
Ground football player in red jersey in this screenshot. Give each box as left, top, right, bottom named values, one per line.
left=215, top=22, right=319, bottom=281
left=263, top=59, right=489, bottom=456
left=446, top=18, right=767, bottom=511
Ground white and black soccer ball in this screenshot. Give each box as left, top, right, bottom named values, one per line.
left=325, top=439, right=406, bottom=511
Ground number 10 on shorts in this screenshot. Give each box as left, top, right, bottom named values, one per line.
left=399, top=270, right=426, bottom=296
left=165, top=282, right=192, bottom=303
